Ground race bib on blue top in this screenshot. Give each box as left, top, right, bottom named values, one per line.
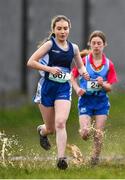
left=87, top=80, right=102, bottom=92
left=48, top=67, right=71, bottom=83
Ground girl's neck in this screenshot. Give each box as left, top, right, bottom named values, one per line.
left=55, top=38, right=68, bottom=49
left=92, top=53, right=102, bottom=61
left=92, top=53, right=103, bottom=67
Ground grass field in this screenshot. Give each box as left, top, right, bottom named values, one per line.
left=0, top=90, right=125, bottom=179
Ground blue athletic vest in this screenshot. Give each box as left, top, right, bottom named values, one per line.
left=45, top=37, right=74, bottom=79
left=79, top=55, right=109, bottom=96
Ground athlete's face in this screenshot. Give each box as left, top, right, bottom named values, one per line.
left=90, top=37, right=105, bottom=55
left=53, top=20, right=70, bottom=42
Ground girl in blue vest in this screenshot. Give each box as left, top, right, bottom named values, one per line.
left=27, top=15, right=89, bottom=169
left=71, top=30, right=117, bottom=165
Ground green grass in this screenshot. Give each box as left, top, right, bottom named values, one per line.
left=0, top=90, right=125, bottom=178
left=0, top=164, right=125, bottom=179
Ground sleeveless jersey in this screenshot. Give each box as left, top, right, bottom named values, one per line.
left=79, top=54, right=110, bottom=96
left=45, top=37, right=74, bottom=80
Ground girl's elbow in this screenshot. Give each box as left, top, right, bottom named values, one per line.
left=106, top=86, right=112, bottom=92
left=107, top=89, right=111, bottom=92
left=27, top=60, right=32, bottom=68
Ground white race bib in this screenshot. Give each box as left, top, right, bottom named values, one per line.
left=49, top=72, right=71, bottom=83
left=87, top=80, right=102, bottom=92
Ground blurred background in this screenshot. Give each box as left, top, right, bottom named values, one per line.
left=0, top=0, right=125, bottom=107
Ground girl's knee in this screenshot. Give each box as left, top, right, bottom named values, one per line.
left=79, top=128, right=90, bottom=141
left=55, top=121, right=66, bottom=129
left=94, top=129, right=104, bottom=140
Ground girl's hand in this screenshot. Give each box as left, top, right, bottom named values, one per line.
left=76, top=87, right=86, bottom=96
left=49, top=67, right=61, bottom=75
left=96, top=76, right=103, bottom=86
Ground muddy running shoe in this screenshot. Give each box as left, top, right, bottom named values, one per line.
left=57, top=157, right=68, bottom=170
left=90, top=156, right=99, bottom=166
left=37, top=125, right=51, bottom=150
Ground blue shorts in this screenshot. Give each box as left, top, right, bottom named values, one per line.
left=78, top=94, right=110, bottom=116
left=37, top=79, right=72, bottom=107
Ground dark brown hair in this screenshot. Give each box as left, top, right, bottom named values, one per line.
left=88, top=30, right=107, bottom=46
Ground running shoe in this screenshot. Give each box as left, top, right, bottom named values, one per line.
left=90, top=156, right=99, bottom=166
left=37, top=125, right=51, bottom=150
left=57, top=157, right=68, bottom=170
